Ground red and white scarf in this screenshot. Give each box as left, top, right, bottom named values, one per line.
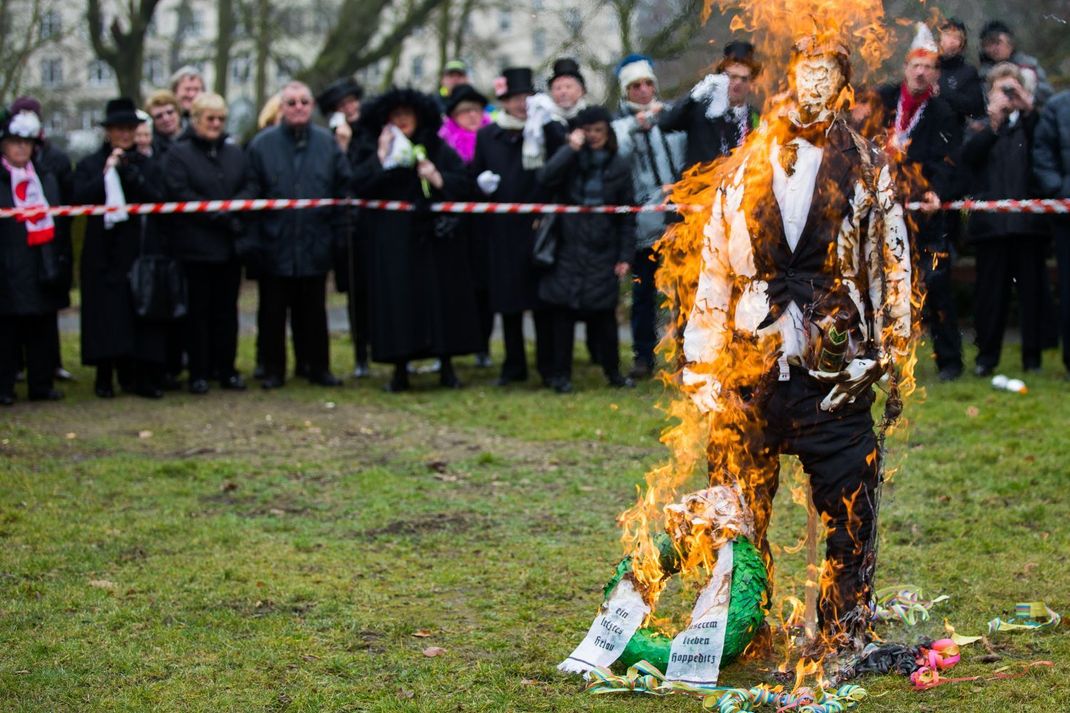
left=2, top=158, right=54, bottom=246
left=892, top=83, right=932, bottom=150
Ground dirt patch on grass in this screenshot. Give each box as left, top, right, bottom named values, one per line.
left=360, top=511, right=492, bottom=540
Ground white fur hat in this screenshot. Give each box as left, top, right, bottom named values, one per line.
left=617, top=55, right=657, bottom=94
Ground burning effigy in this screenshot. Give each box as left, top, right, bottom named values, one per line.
left=558, top=0, right=927, bottom=707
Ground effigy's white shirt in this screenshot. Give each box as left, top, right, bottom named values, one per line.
left=767, top=138, right=823, bottom=359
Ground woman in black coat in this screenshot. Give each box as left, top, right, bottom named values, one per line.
left=351, top=88, right=482, bottom=392
left=163, top=92, right=252, bottom=394
left=536, top=105, right=635, bottom=393
left=962, top=64, right=1049, bottom=374
left=0, top=110, right=70, bottom=404
left=75, top=98, right=169, bottom=398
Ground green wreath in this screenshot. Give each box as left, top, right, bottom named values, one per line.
left=602, top=533, right=769, bottom=672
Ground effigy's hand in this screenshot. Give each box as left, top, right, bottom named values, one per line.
left=681, top=367, right=721, bottom=414
left=808, top=358, right=884, bottom=412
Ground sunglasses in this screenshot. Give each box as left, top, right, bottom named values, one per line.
left=285, top=98, right=312, bottom=107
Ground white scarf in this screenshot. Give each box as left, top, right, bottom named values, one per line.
left=494, top=111, right=526, bottom=131
left=3, top=158, right=54, bottom=245
left=103, top=165, right=129, bottom=229
left=521, top=94, right=590, bottom=169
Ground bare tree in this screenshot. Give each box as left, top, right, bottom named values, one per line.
left=302, top=0, right=447, bottom=89
left=214, top=0, right=238, bottom=96
left=0, top=0, right=64, bottom=103
left=87, top=0, right=163, bottom=103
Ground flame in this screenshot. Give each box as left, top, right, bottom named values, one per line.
left=613, top=0, right=930, bottom=676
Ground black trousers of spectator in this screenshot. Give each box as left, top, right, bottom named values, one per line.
left=550, top=307, right=621, bottom=383
left=1056, top=227, right=1070, bottom=371
left=974, top=236, right=1047, bottom=371
left=0, top=314, right=55, bottom=398
left=631, top=247, right=659, bottom=368
left=258, top=274, right=329, bottom=381
left=184, top=261, right=242, bottom=382
left=499, top=309, right=554, bottom=382
left=919, top=246, right=963, bottom=373
left=708, top=366, right=879, bottom=638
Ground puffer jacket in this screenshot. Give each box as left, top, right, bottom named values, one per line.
left=163, top=128, right=255, bottom=262
left=244, top=122, right=351, bottom=277
left=536, top=145, right=635, bottom=311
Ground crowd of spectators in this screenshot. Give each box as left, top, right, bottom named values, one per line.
left=2, top=17, right=1068, bottom=406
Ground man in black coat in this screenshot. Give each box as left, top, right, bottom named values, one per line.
left=659, top=42, right=761, bottom=170
left=471, top=67, right=554, bottom=386
left=1033, top=89, right=1070, bottom=376
left=936, top=18, right=985, bottom=126
left=876, top=41, right=964, bottom=381
left=245, top=80, right=351, bottom=388
left=317, top=77, right=372, bottom=378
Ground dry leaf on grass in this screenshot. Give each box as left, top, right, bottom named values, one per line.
left=412, top=629, right=433, bottom=638
left=421, top=646, right=446, bottom=657
left=397, top=689, right=415, bottom=699
left=138, top=430, right=153, bottom=439
left=88, top=579, right=117, bottom=591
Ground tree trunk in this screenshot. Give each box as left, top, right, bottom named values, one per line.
left=254, top=0, right=271, bottom=112
left=214, top=0, right=236, bottom=96
left=436, top=0, right=451, bottom=80
left=87, top=0, right=163, bottom=105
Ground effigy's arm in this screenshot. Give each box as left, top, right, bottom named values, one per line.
left=865, top=163, right=912, bottom=367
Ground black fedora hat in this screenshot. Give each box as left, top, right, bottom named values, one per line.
left=495, top=67, right=535, bottom=98
left=100, top=98, right=141, bottom=127
left=316, top=77, right=364, bottom=117
left=444, top=84, right=489, bottom=117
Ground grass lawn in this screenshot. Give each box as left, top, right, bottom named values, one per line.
left=1, top=331, right=1067, bottom=712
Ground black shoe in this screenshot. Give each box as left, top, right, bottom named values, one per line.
left=188, top=379, right=210, bottom=395
left=495, top=374, right=527, bottom=387
left=260, top=375, right=285, bottom=390
left=220, top=374, right=247, bottom=391
left=607, top=374, right=636, bottom=388
left=938, top=366, right=962, bottom=382
left=135, top=386, right=164, bottom=399
left=628, top=362, right=654, bottom=380
left=29, top=389, right=64, bottom=401
left=54, top=367, right=74, bottom=381
left=972, top=364, right=994, bottom=378
left=295, top=363, right=311, bottom=379
left=309, top=371, right=342, bottom=387
left=94, top=384, right=115, bottom=398
left=352, top=362, right=370, bottom=379
left=384, top=377, right=410, bottom=393
left=0, top=393, right=14, bottom=406
left=554, top=379, right=573, bottom=394
left=161, top=373, right=182, bottom=391
left=440, top=372, right=464, bottom=389
left=253, top=364, right=266, bottom=380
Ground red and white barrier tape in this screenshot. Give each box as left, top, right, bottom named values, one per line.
left=3, top=197, right=1070, bottom=220
left=0, top=198, right=686, bottom=219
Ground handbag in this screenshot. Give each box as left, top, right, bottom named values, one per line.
left=128, top=229, right=188, bottom=321
left=531, top=214, right=559, bottom=268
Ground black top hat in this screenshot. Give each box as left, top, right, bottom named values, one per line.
left=716, top=41, right=761, bottom=74
left=316, top=77, right=364, bottom=117
left=496, top=67, right=535, bottom=98
left=444, top=84, right=489, bottom=117
left=549, top=58, right=586, bottom=89
left=101, top=98, right=141, bottom=127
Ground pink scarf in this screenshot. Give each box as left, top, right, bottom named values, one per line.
left=438, top=115, right=490, bottom=164
left=2, top=158, right=54, bottom=246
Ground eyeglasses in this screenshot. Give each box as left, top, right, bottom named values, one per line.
left=151, top=108, right=177, bottom=120
left=285, top=98, right=312, bottom=107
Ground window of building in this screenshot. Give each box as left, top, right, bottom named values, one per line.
left=187, top=9, right=204, bottom=38
left=533, top=28, right=547, bottom=59
left=532, top=0, right=544, bottom=10
left=231, top=55, right=252, bottom=84
left=48, top=112, right=65, bottom=134
left=499, top=9, right=512, bottom=31
left=41, top=58, right=63, bottom=88
left=411, top=55, right=425, bottom=80
left=144, top=54, right=164, bottom=86
left=565, top=7, right=582, bottom=34
left=87, top=60, right=114, bottom=87
left=275, top=58, right=300, bottom=83
left=39, top=9, right=61, bottom=40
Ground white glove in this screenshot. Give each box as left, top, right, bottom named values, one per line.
left=809, top=358, right=885, bottom=413
left=690, top=74, right=729, bottom=120
left=682, top=367, right=722, bottom=414
left=476, top=170, right=501, bottom=195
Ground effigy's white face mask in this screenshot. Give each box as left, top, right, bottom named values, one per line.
left=793, top=56, right=844, bottom=123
